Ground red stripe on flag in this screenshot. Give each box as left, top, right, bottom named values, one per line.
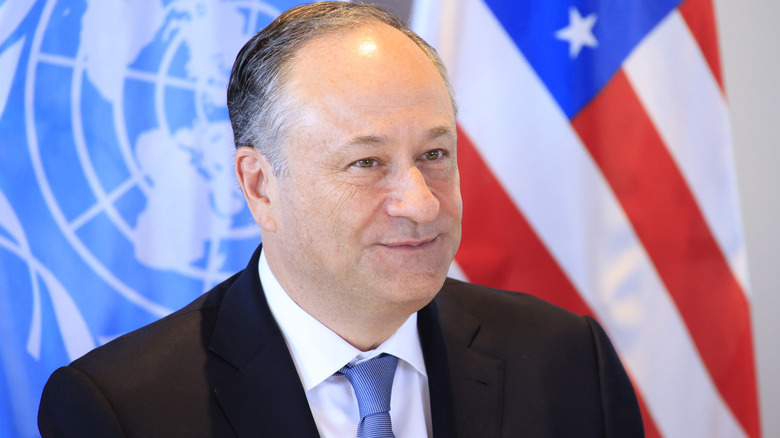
left=571, top=70, right=759, bottom=438
left=678, top=0, right=725, bottom=92
left=456, top=125, right=589, bottom=316
left=456, top=125, right=663, bottom=437
left=633, top=378, right=662, bottom=438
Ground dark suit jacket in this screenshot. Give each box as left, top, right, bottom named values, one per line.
left=38, top=245, right=643, bottom=437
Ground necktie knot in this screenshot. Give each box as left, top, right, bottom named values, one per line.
left=335, top=353, right=399, bottom=437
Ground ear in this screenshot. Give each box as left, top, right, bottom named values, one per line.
left=235, top=147, right=278, bottom=232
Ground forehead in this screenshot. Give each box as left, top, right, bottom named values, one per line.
left=286, top=23, right=451, bottom=109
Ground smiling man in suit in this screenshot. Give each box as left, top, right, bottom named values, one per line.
left=38, top=2, right=644, bottom=437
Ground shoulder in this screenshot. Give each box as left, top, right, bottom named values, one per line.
left=434, top=279, right=643, bottom=436
left=433, top=277, right=606, bottom=367
left=39, top=270, right=248, bottom=436
left=436, top=277, right=590, bottom=335
left=59, top=269, right=246, bottom=394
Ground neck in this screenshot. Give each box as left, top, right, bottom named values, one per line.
left=285, top=286, right=419, bottom=351
left=320, top=310, right=410, bottom=351
left=262, top=247, right=426, bottom=351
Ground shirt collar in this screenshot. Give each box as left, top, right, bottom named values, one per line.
left=259, top=249, right=427, bottom=392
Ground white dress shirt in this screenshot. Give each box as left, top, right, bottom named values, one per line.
left=259, top=250, right=432, bottom=437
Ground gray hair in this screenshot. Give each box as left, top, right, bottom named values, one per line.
left=227, top=1, right=456, bottom=176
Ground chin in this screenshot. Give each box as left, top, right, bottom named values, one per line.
left=383, top=270, right=447, bottom=304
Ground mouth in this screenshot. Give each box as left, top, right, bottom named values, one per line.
left=381, top=235, right=439, bottom=249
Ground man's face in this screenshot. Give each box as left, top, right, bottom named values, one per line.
left=261, top=23, right=462, bottom=320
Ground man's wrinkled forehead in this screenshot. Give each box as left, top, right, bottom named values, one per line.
left=287, top=24, right=451, bottom=103
left=277, top=20, right=456, bottom=113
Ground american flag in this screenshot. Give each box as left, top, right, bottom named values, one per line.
left=411, top=0, right=759, bottom=436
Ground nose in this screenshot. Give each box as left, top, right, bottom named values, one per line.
left=386, top=165, right=440, bottom=223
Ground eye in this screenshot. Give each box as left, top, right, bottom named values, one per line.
left=421, top=149, right=447, bottom=161
left=352, top=158, right=378, bottom=168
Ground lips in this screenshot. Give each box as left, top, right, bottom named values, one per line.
left=381, top=235, right=439, bottom=248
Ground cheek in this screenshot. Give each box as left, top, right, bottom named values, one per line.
left=430, top=176, right=463, bottom=217
left=314, top=182, right=387, bottom=237
left=324, top=182, right=361, bottom=220
left=277, top=181, right=322, bottom=240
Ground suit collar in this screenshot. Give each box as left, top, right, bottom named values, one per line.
left=209, top=244, right=320, bottom=438
left=207, top=246, right=504, bottom=437
left=423, top=281, right=505, bottom=438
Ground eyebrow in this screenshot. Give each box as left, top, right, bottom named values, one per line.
left=345, top=125, right=456, bottom=148
left=427, top=125, right=457, bottom=142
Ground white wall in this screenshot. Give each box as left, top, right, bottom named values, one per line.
left=714, top=1, right=780, bottom=436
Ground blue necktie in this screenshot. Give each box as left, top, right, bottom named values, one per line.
left=335, top=353, right=399, bottom=438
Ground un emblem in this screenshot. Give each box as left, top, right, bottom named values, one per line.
left=22, top=0, right=295, bottom=338
left=0, top=2, right=305, bottom=434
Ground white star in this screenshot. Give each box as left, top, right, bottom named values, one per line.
left=555, top=7, right=598, bottom=59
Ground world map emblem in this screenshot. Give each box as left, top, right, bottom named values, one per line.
left=0, top=2, right=307, bottom=434
left=1, top=0, right=299, bottom=369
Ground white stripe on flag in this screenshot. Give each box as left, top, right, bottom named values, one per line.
left=624, top=10, right=750, bottom=293
left=447, top=260, right=467, bottom=282
left=414, top=0, right=746, bottom=436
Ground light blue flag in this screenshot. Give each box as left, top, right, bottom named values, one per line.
left=0, top=1, right=303, bottom=436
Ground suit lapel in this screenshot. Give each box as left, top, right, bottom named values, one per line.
left=421, top=283, right=505, bottom=438
left=209, top=245, right=320, bottom=438
left=206, top=248, right=504, bottom=437
left=418, top=302, right=457, bottom=438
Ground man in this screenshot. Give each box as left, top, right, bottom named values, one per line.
left=38, top=2, right=643, bottom=437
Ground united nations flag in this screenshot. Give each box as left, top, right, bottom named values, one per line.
left=0, top=1, right=302, bottom=435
